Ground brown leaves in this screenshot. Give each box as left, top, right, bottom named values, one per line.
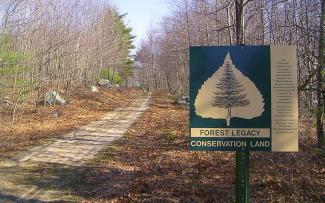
left=82, top=90, right=325, bottom=203
left=0, top=88, right=140, bottom=160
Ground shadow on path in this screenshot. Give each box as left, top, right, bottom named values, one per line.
left=0, top=94, right=151, bottom=202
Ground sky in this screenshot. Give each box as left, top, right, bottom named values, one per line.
left=110, top=0, right=170, bottom=52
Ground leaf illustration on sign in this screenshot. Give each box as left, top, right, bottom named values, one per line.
left=194, top=52, right=264, bottom=126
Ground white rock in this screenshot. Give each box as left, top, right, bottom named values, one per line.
left=98, top=79, right=110, bottom=86
left=45, top=91, right=66, bottom=105
left=91, top=86, right=99, bottom=92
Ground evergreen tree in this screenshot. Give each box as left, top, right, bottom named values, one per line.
left=100, top=9, right=135, bottom=85
left=114, top=11, right=135, bottom=85
left=212, top=54, right=249, bottom=126
left=0, top=33, right=31, bottom=124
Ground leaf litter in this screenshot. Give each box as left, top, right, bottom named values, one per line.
left=80, top=91, right=324, bottom=202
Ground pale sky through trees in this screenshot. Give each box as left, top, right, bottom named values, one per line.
left=110, top=0, right=170, bottom=51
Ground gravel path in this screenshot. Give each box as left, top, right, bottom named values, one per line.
left=0, top=94, right=151, bottom=202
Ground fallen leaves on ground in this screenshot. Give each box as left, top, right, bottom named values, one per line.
left=0, top=87, right=140, bottom=160
left=81, top=91, right=325, bottom=202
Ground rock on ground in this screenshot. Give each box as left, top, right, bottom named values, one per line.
left=98, top=79, right=110, bottom=86
left=91, top=86, right=99, bottom=92
left=45, top=91, right=66, bottom=105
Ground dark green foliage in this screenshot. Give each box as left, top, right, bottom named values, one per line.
left=99, top=9, right=135, bottom=85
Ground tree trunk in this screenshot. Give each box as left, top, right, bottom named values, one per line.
left=107, top=67, right=110, bottom=80
left=227, top=2, right=233, bottom=44
left=316, top=0, right=325, bottom=147
left=235, top=0, right=244, bottom=44
left=112, top=68, right=116, bottom=83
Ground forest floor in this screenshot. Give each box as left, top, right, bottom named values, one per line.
left=80, top=91, right=324, bottom=203
left=0, top=87, right=140, bottom=160
left=0, top=90, right=324, bottom=203
left=0, top=89, right=150, bottom=202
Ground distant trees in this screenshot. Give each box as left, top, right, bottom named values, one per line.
left=0, top=0, right=134, bottom=124
left=0, top=0, right=134, bottom=90
left=97, top=9, right=135, bottom=85
left=136, top=0, right=324, bottom=146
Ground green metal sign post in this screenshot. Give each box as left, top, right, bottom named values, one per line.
left=236, top=151, right=249, bottom=203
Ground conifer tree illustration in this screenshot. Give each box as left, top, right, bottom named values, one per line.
left=212, top=54, right=249, bottom=126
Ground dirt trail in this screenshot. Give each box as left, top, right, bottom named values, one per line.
left=0, top=94, right=151, bottom=202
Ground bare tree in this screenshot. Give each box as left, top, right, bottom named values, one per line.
left=0, top=0, right=134, bottom=123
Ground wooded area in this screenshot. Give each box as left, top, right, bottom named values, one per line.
left=0, top=0, right=134, bottom=124
left=0, top=0, right=324, bottom=202
left=136, top=0, right=325, bottom=146
left=0, top=0, right=324, bottom=144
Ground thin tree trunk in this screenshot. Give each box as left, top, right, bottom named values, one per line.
left=185, top=0, right=191, bottom=46
left=316, top=0, right=325, bottom=147
left=107, top=67, right=110, bottom=80
left=235, top=0, right=244, bottom=44
left=227, top=2, right=233, bottom=44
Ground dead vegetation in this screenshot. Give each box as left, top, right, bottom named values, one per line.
left=0, top=87, right=141, bottom=160
left=81, top=91, right=324, bottom=203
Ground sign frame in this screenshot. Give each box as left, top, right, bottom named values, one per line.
left=189, top=45, right=298, bottom=152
